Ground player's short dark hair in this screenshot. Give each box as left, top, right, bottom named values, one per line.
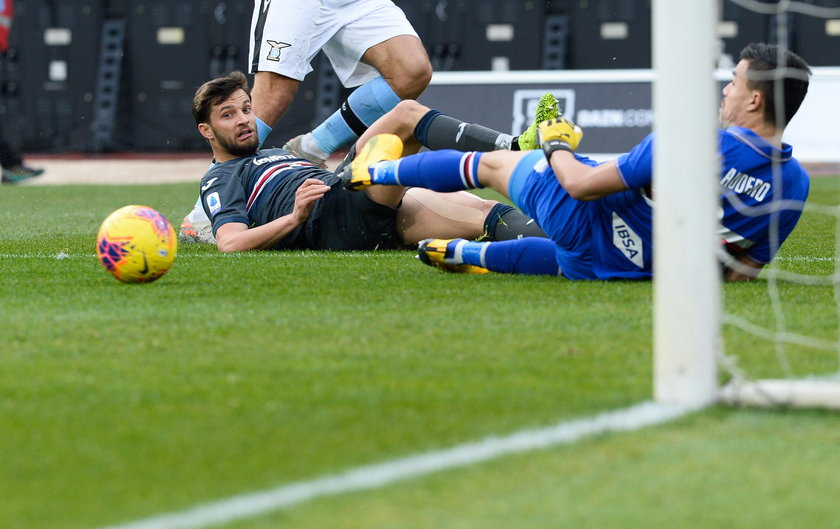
left=192, top=71, right=250, bottom=126
left=739, top=43, right=811, bottom=128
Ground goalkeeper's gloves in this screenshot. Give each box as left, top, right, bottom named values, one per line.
left=537, top=117, right=583, bottom=161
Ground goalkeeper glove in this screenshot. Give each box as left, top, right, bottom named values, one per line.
left=537, top=117, right=583, bottom=161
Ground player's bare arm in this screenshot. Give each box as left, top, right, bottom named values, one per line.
left=215, top=179, right=329, bottom=252
left=548, top=154, right=626, bottom=201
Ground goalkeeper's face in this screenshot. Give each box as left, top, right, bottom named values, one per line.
left=206, top=89, right=260, bottom=158
left=719, top=59, right=755, bottom=128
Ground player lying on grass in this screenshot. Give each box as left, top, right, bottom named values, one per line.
left=192, top=71, right=546, bottom=252
left=342, top=42, right=812, bottom=281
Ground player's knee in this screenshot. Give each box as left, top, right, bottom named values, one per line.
left=392, top=99, right=430, bottom=124
left=387, top=62, right=432, bottom=99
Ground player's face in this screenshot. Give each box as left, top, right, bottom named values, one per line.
left=208, top=89, right=259, bottom=157
left=719, top=59, right=755, bottom=128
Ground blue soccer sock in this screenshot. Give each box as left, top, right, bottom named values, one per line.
left=482, top=237, right=561, bottom=275
left=255, top=116, right=272, bottom=147
left=370, top=150, right=484, bottom=192
left=440, top=238, right=558, bottom=275
left=447, top=238, right=559, bottom=275
left=452, top=239, right=489, bottom=267
left=311, top=76, right=400, bottom=155
left=445, top=239, right=558, bottom=275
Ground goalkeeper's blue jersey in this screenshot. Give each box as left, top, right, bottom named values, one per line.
left=616, top=126, right=809, bottom=267
left=510, top=126, right=809, bottom=280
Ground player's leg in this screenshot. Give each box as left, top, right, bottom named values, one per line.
left=396, top=188, right=494, bottom=244
left=343, top=135, right=525, bottom=200
left=359, top=34, right=432, bottom=99
left=250, top=72, right=300, bottom=134
left=293, top=75, right=403, bottom=165
left=286, top=3, right=430, bottom=164
left=357, top=91, right=562, bottom=157
left=418, top=237, right=561, bottom=276
left=248, top=1, right=335, bottom=146
left=348, top=127, right=507, bottom=211
left=396, top=189, right=545, bottom=244
left=353, top=99, right=517, bottom=153
left=335, top=98, right=523, bottom=182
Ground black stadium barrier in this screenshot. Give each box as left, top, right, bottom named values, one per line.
left=1, top=0, right=835, bottom=153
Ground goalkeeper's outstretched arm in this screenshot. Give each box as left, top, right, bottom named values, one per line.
left=537, top=118, right=626, bottom=201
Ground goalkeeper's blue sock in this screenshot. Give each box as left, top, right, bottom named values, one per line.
left=483, top=237, right=560, bottom=275
left=442, top=238, right=558, bottom=275
left=371, top=150, right=484, bottom=192
left=311, top=76, right=400, bottom=154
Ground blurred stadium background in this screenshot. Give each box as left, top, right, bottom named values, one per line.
left=1, top=0, right=838, bottom=162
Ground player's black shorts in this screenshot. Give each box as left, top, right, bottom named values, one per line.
left=305, top=183, right=402, bottom=250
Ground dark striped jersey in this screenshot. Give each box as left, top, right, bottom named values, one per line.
left=199, top=148, right=336, bottom=249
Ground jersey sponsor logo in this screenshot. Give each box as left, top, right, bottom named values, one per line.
left=253, top=153, right=296, bottom=166
left=612, top=212, right=644, bottom=268
left=201, top=177, right=218, bottom=191
left=720, top=167, right=770, bottom=201
left=206, top=192, right=221, bottom=216
left=265, top=40, right=290, bottom=62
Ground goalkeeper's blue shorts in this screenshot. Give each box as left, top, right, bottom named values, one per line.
left=507, top=150, right=601, bottom=280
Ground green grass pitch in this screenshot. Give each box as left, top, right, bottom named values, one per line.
left=2, top=179, right=839, bottom=529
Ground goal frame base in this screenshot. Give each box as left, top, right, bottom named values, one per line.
left=719, top=379, right=840, bottom=410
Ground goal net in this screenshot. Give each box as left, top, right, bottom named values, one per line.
left=653, top=0, right=840, bottom=410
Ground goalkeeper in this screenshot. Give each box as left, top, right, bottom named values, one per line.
left=342, top=43, right=812, bottom=281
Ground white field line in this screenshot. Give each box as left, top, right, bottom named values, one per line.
left=0, top=252, right=378, bottom=260
left=94, top=401, right=693, bottom=529
left=2, top=253, right=837, bottom=263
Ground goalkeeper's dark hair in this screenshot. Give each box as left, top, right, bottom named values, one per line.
left=739, top=43, right=811, bottom=128
left=192, top=71, right=250, bottom=126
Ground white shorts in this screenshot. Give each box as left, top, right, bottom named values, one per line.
left=249, top=0, right=418, bottom=88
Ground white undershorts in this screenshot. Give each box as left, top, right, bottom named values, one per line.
left=249, top=0, right=418, bottom=87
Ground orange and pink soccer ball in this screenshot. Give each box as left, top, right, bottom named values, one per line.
left=96, top=205, right=177, bottom=283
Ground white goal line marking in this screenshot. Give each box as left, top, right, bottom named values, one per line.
left=0, top=252, right=383, bottom=260
left=94, top=401, right=692, bottom=529
left=3, top=253, right=837, bottom=263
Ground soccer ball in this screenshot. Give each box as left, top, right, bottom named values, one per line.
left=96, top=205, right=177, bottom=283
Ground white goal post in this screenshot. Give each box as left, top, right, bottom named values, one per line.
left=652, top=0, right=720, bottom=409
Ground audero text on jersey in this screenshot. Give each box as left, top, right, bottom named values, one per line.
left=720, top=167, right=770, bottom=201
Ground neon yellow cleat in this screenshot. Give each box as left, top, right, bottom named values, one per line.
left=417, top=238, right=490, bottom=274
left=517, top=92, right=560, bottom=150
left=340, top=133, right=404, bottom=190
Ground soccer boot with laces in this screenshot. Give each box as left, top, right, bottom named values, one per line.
left=515, top=92, right=560, bottom=150
left=340, top=133, right=403, bottom=190
left=178, top=205, right=216, bottom=244
left=417, top=238, right=490, bottom=274
left=282, top=134, right=328, bottom=168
